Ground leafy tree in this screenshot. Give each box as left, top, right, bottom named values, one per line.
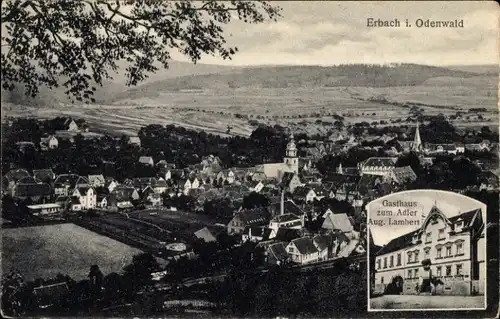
left=1, top=0, right=281, bottom=102
left=122, top=252, right=159, bottom=291
left=395, top=151, right=423, bottom=175
left=242, top=191, right=270, bottom=209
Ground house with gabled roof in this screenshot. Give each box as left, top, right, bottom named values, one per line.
left=269, top=213, right=303, bottom=235
left=266, top=242, right=290, bottom=265
left=96, top=194, right=108, bottom=208
left=313, top=234, right=332, bottom=261
left=190, top=177, right=201, bottom=189
left=242, top=226, right=269, bottom=243
left=293, top=186, right=317, bottom=203
left=286, top=237, right=319, bottom=264
left=280, top=172, right=302, bottom=193
left=227, top=207, right=271, bottom=235
left=112, top=185, right=140, bottom=201
left=357, top=174, right=384, bottom=197
left=88, top=174, right=106, bottom=188
left=40, top=135, right=59, bottom=150
left=147, top=193, right=163, bottom=207
left=269, top=199, right=304, bottom=217
left=128, top=136, right=141, bottom=147
left=373, top=204, right=485, bottom=296
left=70, top=196, right=82, bottom=211
left=245, top=180, right=264, bottom=193
left=387, top=166, right=417, bottom=185
left=322, top=213, right=355, bottom=237
left=63, top=118, right=79, bottom=132
left=53, top=174, right=85, bottom=196
left=308, top=182, right=326, bottom=200
left=105, top=178, right=118, bottom=193
left=360, top=157, right=398, bottom=176
left=138, top=156, right=154, bottom=166
left=72, top=185, right=96, bottom=209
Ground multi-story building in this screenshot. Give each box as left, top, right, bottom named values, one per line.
left=359, top=157, right=398, bottom=176
left=373, top=204, right=485, bottom=296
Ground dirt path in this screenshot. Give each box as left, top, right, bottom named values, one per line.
left=370, top=294, right=485, bottom=310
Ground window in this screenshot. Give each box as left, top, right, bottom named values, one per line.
left=456, top=264, right=463, bottom=276
left=407, top=269, right=412, bottom=279
left=424, top=248, right=430, bottom=258
left=414, top=268, right=419, bottom=278
left=446, top=246, right=452, bottom=257
left=414, top=251, right=419, bottom=262
left=456, top=242, right=464, bottom=255
left=381, top=277, right=384, bottom=284
left=389, top=256, right=394, bottom=267
left=383, top=257, right=387, bottom=269
left=426, top=232, right=432, bottom=243
left=438, top=229, right=445, bottom=240
left=289, top=247, right=294, bottom=253
left=407, top=252, right=412, bottom=263
left=377, top=259, right=381, bottom=270
left=436, top=266, right=442, bottom=277
left=397, top=253, right=401, bottom=266
left=437, top=247, right=442, bottom=258
left=446, top=265, right=452, bottom=276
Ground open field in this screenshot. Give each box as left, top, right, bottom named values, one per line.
left=1, top=223, right=142, bottom=281
left=127, top=208, right=220, bottom=239
left=370, top=294, right=486, bottom=310
left=2, top=81, right=496, bottom=138
left=2, top=63, right=496, bottom=137
left=74, top=209, right=220, bottom=257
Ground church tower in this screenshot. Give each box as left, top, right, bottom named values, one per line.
left=411, top=122, right=423, bottom=152
left=284, top=133, right=299, bottom=173
left=336, top=162, right=344, bottom=174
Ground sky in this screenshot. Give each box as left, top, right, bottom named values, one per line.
left=367, top=190, right=487, bottom=246
left=172, top=1, right=499, bottom=66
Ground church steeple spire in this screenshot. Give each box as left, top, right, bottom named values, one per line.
left=284, top=130, right=298, bottom=173
left=412, top=122, right=423, bottom=152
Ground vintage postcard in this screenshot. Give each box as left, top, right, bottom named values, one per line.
left=1, top=0, right=498, bottom=318
left=367, top=190, right=488, bottom=311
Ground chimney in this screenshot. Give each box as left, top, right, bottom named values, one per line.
left=280, top=190, right=285, bottom=215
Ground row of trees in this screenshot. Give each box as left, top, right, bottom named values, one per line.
left=1, top=253, right=160, bottom=317
left=202, top=265, right=366, bottom=316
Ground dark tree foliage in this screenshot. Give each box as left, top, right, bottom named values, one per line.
left=206, top=268, right=367, bottom=316
left=407, top=155, right=483, bottom=190
left=420, top=115, right=460, bottom=143
left=2, top=118, right=305, bottom=182
left=395, top=151, right=423, bottom=175
left=1, top=0, right=281, bottom=102
left=242, top=191, right=270, bottom=209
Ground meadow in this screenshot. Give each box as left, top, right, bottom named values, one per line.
left=1, top=223, right=142, bottom=281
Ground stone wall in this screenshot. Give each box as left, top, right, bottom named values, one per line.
left=433, top=281, right=470, bottom=295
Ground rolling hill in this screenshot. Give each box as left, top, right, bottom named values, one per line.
left=0, top=60, right=242, bottom=106
left=2, top=62, right=496, bottom=107
left=111, top=63, right=491, bottom=104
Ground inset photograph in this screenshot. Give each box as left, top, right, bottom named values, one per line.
left=367, top=190, right=487, bottom=311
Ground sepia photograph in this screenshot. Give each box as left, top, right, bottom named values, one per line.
left=366, top=190, right=488, bottom=311
left=1, top=0, right=498, bottom=318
